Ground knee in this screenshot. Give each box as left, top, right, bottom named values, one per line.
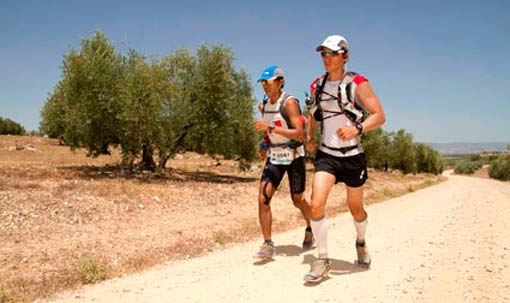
left=258, top=191, right=273, bottom=206
left=348, top=202, right=365, bottom=215
left=309, top=199, right=324, bottom=218
left=291, top=194, right=304, bottom=207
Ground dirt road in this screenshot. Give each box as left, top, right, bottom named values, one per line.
left=41, top=172, right=510, bottom=303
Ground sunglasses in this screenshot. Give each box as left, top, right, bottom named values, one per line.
left=320, top=50, right=341, bottom=58
left=260, top=78, right=281, bottom=85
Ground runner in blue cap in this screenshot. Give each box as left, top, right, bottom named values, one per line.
left=253, top=65, right=314, bottom=260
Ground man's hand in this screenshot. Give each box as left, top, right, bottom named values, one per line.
left=337, top=126, right=358, bottom=141
left=254, top=120, right=270, bottom=133
left=306, top=137, right=318, bottom=153
left=258, top=148, right=267, bottom=159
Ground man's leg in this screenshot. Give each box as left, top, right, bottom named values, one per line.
left=347, top=185, right=367, bottom=235
left=288, top=157, right=314, bottom=248
left=291, top=192, right=314, bottom=248
left=309, top=172, right=336, bottom=258
left=253, top=180, right=277, bottom=259
left=304, top=171, right=336, bottom=282
left=347, top=185, right=371, bottom=267
left=258, top=180, right=276, bottom=241
left=292, top=193, right=312, bottom=226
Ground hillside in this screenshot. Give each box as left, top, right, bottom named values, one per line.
left=428, top=142, right=510, bottom=155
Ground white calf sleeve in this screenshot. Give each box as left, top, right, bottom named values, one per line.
left=311, top=217, right=328, bottom=259
left=353, top=213, right=368, bottom=242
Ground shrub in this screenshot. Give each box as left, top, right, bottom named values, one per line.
left=454, top=161, right=483, bottom=175
left=0, top=284, right=6, bottom=303
left=213, top=230, right=228, bottom=245
left=382, top=187, right=395, bottom=197
left=488, top=154, right=510, bottom=181
left=0, top=117, right=26, bottom=135
left=76, top=255, right=109, bottom=284
left=469, top=154, right=482, bottom=162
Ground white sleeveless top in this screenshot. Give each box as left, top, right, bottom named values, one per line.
left=314, top=72, right=367, bottom=157
left=262, top=92, right=305, bottom=163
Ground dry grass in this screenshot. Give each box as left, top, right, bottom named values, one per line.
left=0, top=135, right=444, bottom=303
left=76, top=254, right=110, bottom=284
left=0, top=284, right=6, bottom=303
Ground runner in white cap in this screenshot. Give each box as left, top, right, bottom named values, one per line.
left=303, top=35, right=386, bottom=282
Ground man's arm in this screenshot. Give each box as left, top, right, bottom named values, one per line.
left=337, top=81, right=385, bottom=140
left=270, top=98, right=304, bottom=142
left=356, top=81, right=385, bottom=133
left=306, top=88, right=319, bottom=153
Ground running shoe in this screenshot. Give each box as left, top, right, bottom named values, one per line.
left=355, top=241, right=371, bottom=268
left=253, top=241, right=275, bottom=259
left=302, top=228, right=314, bottom=249
left=303, top=258, right=331, bottom=283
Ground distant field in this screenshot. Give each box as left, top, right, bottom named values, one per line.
left=0, top=135, right=444, bottom=303
left=428, top=142, right=510, bottom=155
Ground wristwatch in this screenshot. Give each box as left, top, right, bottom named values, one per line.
left=355, top=122, right=363, bottom=135
left=268, top=121, right=275, bottom=133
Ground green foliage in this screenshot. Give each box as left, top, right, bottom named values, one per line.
left=442, top=154, right=470, bottom=168
left=387, top=129, right=417, bottom=174
left=488, top=154, right=510, bottom=181
left=118, top=49, right=161, bottom=169
left=454, top=160, right=483, bottom=175
left=0, top=117, right=26, bottom=135
left=414, top=142, right=444, bottom=174
left=183, top=45, right=257, bottom=160
left=362, top=128, right=443, bottom=175
left=40, top=83, right=67, bottom=140
left=362, top=128, right=389, bottom=170
left=40, top=31, right=257, bottom=170
left=469, top=154, right=482, bottom=162
left=40, top=31, right=124, bottom=155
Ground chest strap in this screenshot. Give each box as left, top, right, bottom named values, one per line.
left=321, top=143, right=359, bottom=154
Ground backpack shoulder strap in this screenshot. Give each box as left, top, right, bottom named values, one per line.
left=314, top=72, right=329, bottom=104
left=279, top=93, right=293, bottom=128
left=261, top=95, right=268, bottom=114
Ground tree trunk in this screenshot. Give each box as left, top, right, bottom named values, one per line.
left=141, top=143, right=156, bottom=171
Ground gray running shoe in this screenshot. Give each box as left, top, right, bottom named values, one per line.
left=302, top=229, right=314, bottom=249
left=355, top=241, right=371, bottom=268
left=303, top=258, right=331, bottom=283
left=253, top=241, right=275, bottom=259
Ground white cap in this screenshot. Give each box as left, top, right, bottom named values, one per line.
left=316, top=35, right=349, bottom=53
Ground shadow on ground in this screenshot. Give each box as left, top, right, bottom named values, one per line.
left=61, top=165, right=257, bottom=184
left=302, top=254, right=369, bottom=286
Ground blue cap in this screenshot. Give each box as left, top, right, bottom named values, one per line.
left=257, top=65, right=284, bottom=82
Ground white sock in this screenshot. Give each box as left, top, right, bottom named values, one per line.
left=353, top=213, right=368, bottom=243
left=311, top=217, right=328, bottom=259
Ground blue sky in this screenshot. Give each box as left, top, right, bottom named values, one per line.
left=1, top=0, right=509, bottom=143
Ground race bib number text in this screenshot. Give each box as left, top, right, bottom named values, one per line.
left=269, top=147, right=293, bottom=165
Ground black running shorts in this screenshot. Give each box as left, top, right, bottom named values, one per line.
left=261, top=156, right=306, bottom=194
left=314, top=150, right=368, bottom=188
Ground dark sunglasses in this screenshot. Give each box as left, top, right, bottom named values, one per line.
left=320, top=50, right=341, bottom=58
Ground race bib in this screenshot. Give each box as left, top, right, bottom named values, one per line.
left=269, top=146, right=294, bottom=165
